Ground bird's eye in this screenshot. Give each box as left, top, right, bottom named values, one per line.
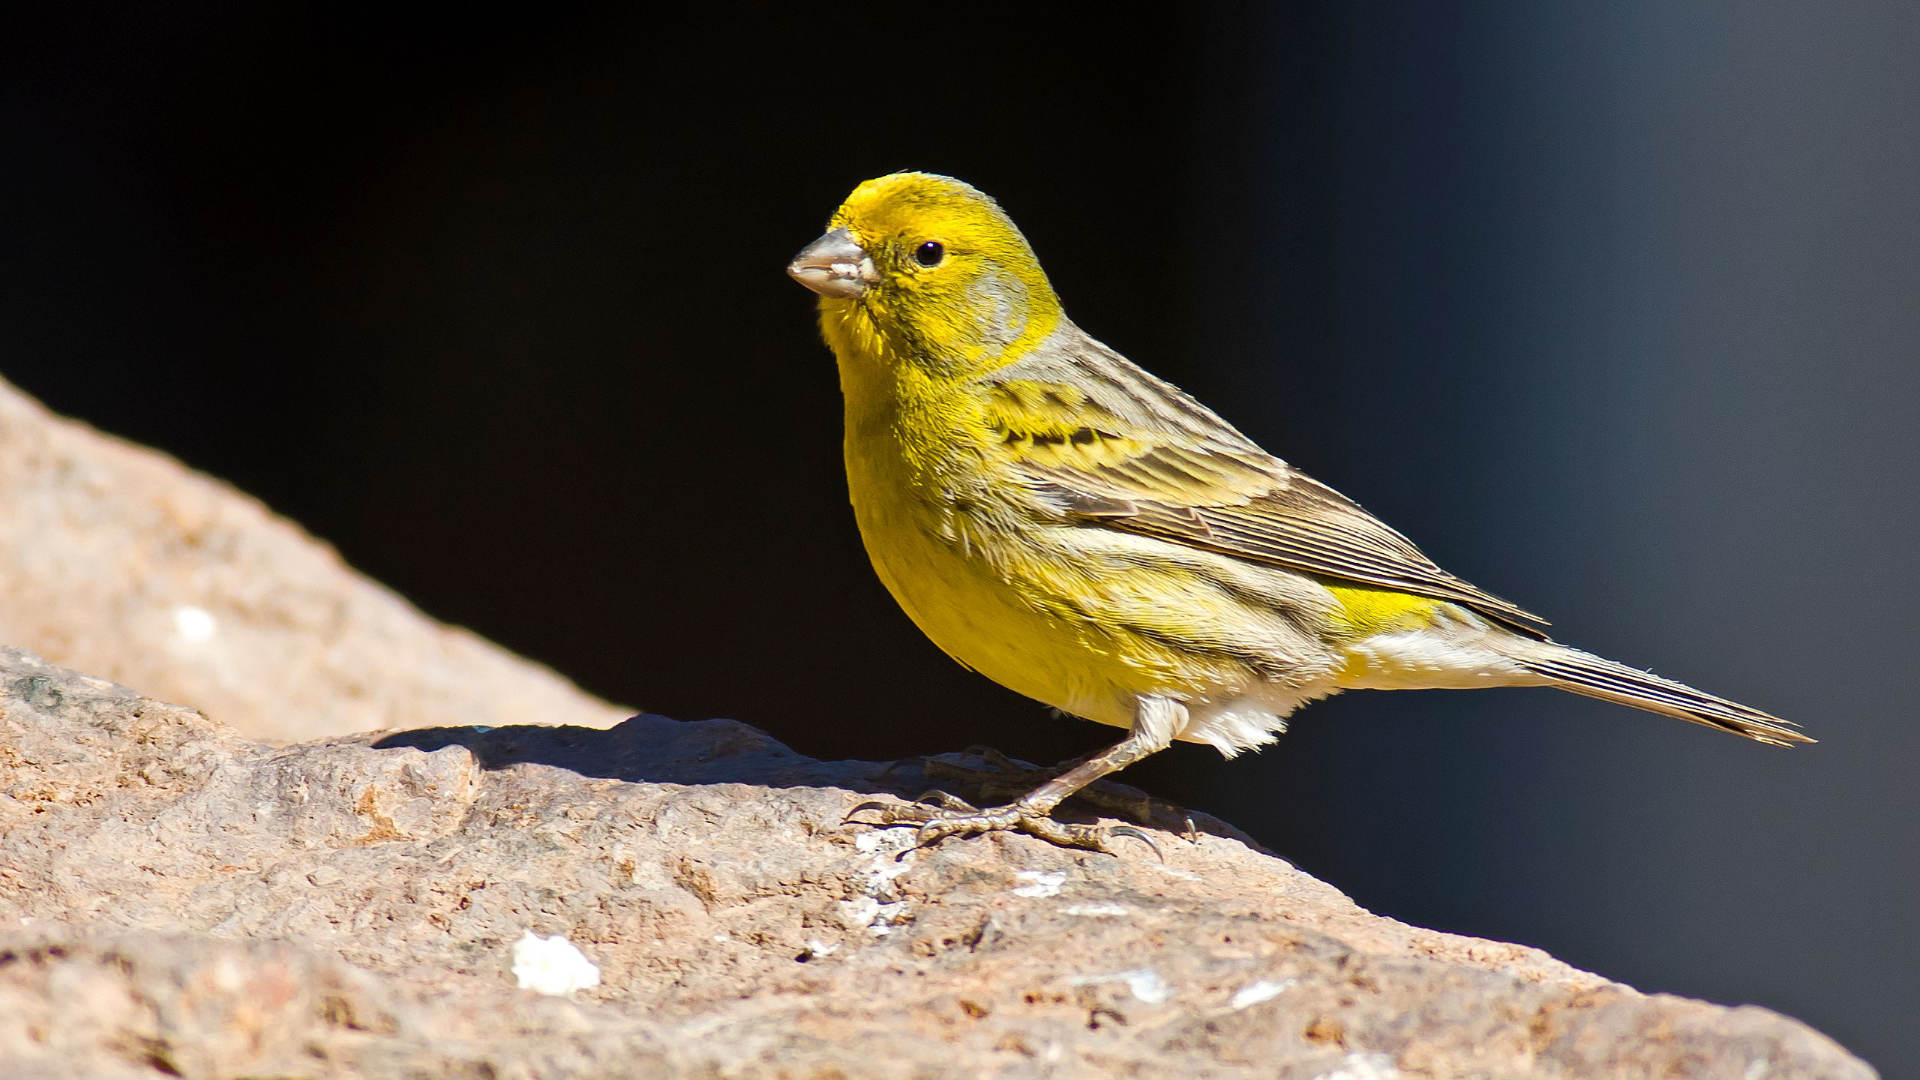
left=913, top=241, right=945, bottom=267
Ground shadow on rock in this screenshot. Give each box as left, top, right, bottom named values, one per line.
left=370, top=713, right=1259, bottom=847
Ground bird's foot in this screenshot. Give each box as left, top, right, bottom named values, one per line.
left=845, top=790, right=1160, bottom=858
left=922, top=746, right=1184, bottom=833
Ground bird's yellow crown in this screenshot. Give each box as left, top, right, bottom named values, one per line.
left=820, top=173, right=1063, bottom=380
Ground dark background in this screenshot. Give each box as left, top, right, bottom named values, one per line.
left=8, top=3, right=1914, bottom=1071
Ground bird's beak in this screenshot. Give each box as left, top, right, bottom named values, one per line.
left=787, top=228, right=876, bottom=299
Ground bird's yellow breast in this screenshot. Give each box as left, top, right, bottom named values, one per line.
left=825, top=302, right=1213, bottom=728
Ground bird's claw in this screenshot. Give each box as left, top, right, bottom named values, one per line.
left=841, top=789, right=974, bottom=827
left=844, top=794, right=1160, bottom=858
left=910, top=789, right=980, bottom=813
left=1105, top=824, right=1164, bottom=862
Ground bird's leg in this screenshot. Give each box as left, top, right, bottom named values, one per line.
left=923, top=744, right=1186, bottom=826
left=849, top=697, right=1181, bottom=854
left=919, top=745, right=1087, bottom=799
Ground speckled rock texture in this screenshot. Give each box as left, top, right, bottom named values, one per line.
left=0, top=648, right=1874, bottom=1079
left=0, top=376, right=626, bottom=741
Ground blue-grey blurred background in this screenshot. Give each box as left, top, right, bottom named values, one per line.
left=7, top=4, right=1913, bottom=1071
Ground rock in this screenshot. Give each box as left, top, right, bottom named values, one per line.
left=0, top=648, right=1875, bottom=1078
left=0, top=377, right=626, bottom=741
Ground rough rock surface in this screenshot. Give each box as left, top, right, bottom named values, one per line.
left=0, top=377, right=626, bottom=741
left=0, top=648, right=1874, bottom=1079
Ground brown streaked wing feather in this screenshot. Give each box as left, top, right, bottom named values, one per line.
left=985, top=342, right=1550, bottom=634
left=1024, top=454, right=1549, bottom=634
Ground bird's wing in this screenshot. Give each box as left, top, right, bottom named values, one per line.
left=983, top=348, right=1550, bottom=635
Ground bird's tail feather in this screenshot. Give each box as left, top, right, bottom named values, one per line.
left=1510, top=643, right=1812, bottom=747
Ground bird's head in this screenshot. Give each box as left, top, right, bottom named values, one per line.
left=789, top=172, right=1063, bottom=375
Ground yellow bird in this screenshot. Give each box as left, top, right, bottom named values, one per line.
left=788, top=172, right=1809, bottom=851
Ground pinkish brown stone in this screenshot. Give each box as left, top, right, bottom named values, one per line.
left=0, top=647, right=1874, bottom=1079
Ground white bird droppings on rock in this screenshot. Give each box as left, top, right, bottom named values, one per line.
left=842, top=827, right=918, bottom=935
left=1125, top=970, right=1173, bottom=1004
left=837, top=895, right=909, bottom=937
left=172, top=605, right=217, bottom=643
left=510, top=930, right=600, bottom=996
left=1313, top=1052, right=1403, bottom=1080
left=1011, top=870, right=1066, bottom=898
left=1061, top=903, right=1131, bottom=918
left=1068, top=968, right=1173, bottom=1005
left=1229, top=978, right=1294, bottom=1010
